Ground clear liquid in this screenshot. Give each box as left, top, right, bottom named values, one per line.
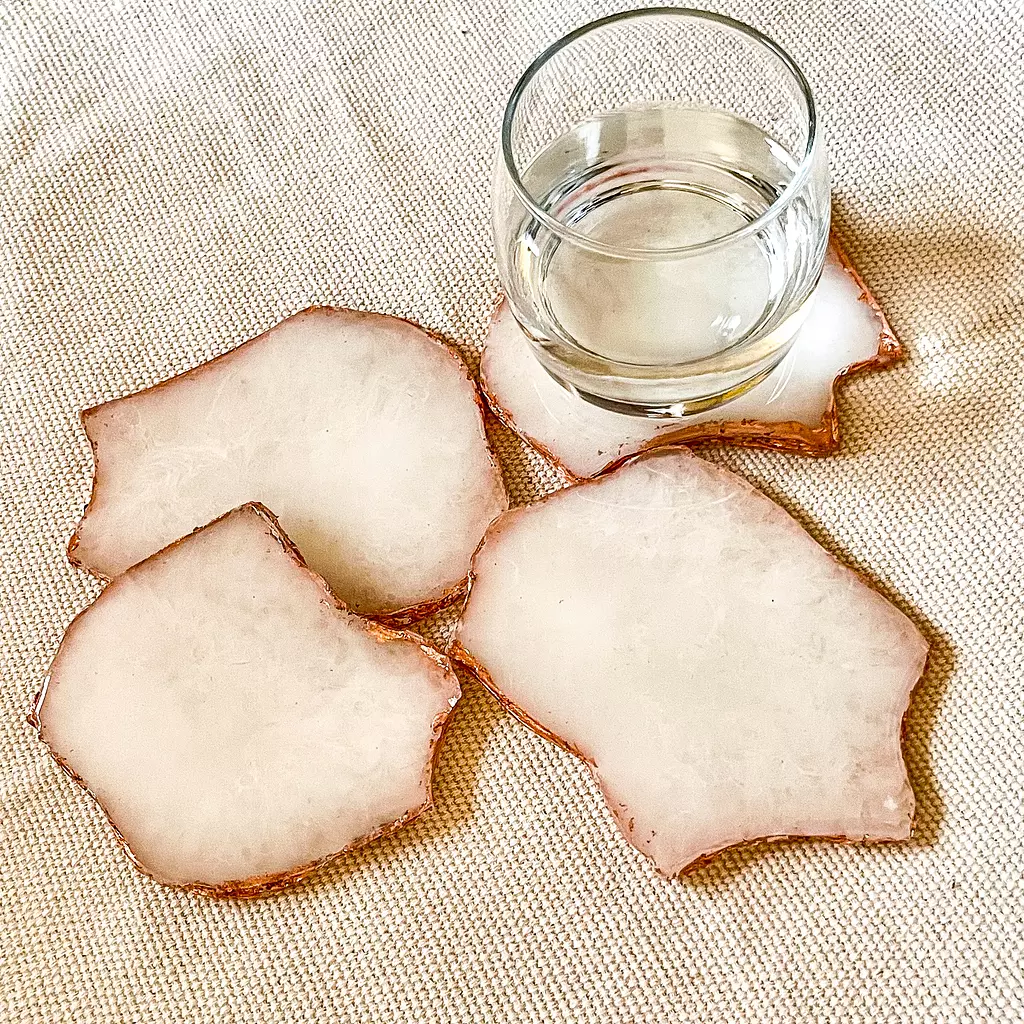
left=512, top=106, right=818, bottom=379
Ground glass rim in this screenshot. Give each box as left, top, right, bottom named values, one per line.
left=500, top=6, right=820, bottom=260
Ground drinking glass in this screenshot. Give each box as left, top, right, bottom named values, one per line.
left=492, top=8, right=830, bottom=416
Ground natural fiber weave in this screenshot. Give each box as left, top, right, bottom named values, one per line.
left=1, top=2, right=1021, bottom=1021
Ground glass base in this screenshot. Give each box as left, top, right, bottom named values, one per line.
left=537, top=355, right=787, bottom=419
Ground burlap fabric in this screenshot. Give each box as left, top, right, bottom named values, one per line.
left=2, top=2, right=1021, bottom=1021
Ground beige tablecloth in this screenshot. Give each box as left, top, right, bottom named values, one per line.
left=2, top=2, right=1022, bottom=1021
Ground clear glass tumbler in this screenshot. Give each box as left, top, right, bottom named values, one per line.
left=492, top=8, right=830, bottom=416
